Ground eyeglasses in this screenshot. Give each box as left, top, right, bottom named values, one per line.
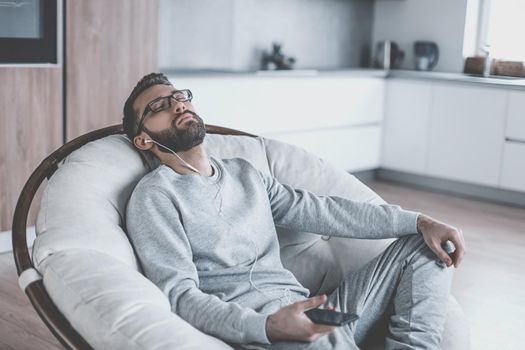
left=136, top=89, right=193, bottom=135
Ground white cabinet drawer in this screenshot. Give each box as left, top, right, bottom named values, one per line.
left=171, top=76, right=384, bottom=135
left=500, top=141, right=525, bottom=192
left=265, top=125, right=382, bottom=172
left=506, top=91, right=525, bottom=141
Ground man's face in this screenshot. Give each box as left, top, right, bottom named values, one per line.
left=133, top=84, right=206, bottom=153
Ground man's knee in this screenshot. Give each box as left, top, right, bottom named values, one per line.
left=395, top=234, right=451, bottom=268
left=403, top=234, right=456, bottom=278
left=392, top=233, right=426, bottom=254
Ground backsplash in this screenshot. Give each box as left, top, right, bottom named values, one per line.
left=159, top=0, right=374, bottom=71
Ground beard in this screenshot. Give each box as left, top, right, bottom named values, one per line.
left=145, top=111, right=206, bottom=153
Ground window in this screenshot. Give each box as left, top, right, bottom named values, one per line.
left=485, top=0, right=525, bottom=61
left=466, top=0, right=525, bottom=61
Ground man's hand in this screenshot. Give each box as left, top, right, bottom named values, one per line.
left=266, top=294, right=336, bottom=343
left=417, top=213, right=466, bottom=268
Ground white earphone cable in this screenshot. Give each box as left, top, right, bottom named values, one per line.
left=145, top=139, right=200, bottom=174
left=248, top=239, right=292, bottom=308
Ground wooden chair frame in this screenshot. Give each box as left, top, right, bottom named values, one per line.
left=11, top=123, right=255, bottom=350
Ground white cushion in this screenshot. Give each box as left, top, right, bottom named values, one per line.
left=263, top=138, right=395, bottom=295
left=33, top=135, right=148, bottom=272
left=43, top=249, right=233, bottom=350
left=33, top=132, right=468, bottom=350
left=204, top=134, right=271, bottom=175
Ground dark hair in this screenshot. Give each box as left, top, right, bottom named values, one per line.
left=122, top=72, right=172, bottom=140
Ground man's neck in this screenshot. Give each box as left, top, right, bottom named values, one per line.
left=160, top=144, right=213, bottom=176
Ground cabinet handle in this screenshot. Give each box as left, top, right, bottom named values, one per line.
left=505, top=137, right=525, bottom=144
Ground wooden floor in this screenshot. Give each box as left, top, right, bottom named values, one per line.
left=366, top=180, right=525, bottom=350
left=0, top=254, right=62, bottom=349
left=0, top=180, right=524, bottom=349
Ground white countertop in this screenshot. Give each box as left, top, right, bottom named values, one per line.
left=161, top=68, right=525, bottom=90
left=162, top=68, right=388, bottom=78
left=388, top=69, right=525, bottom=90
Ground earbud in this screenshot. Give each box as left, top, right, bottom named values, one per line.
left=143, top=139, right=153, bottom=144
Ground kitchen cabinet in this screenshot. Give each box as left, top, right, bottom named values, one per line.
left=506, top=91, right=525, bottom=142
left=172, top=75, right=385, bottom=171
left=426, top=83, right=507, bottom=186
left=500, top=142, right=525, bottom=192
left=381, top=79, right=432, bottom=173
left=268, top=125, right=382, bottom=172
left=382, top=77, right=525, bottom=197
left=173, top=76, right=384, bottom=134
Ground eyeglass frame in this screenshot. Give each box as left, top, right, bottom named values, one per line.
left=135, top=89, right=193, bottom=136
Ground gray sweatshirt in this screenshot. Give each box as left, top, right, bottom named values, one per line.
left=125, top=157, right=420, bottom=345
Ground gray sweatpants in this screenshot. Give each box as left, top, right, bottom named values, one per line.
left=254, top=234, right=454, bottom=350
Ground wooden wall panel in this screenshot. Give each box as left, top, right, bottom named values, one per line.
left=0, top=68, right=62, bottom=231
left=0, top=0, right=158, bottom=231
left=66, top=0, right=159, bottom=140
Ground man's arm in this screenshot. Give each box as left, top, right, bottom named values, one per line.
left=126, top=186, right=270, bottom=345
left=260, top=171, right=466, bottom=268
left=260, top=172, right=419, bottom=239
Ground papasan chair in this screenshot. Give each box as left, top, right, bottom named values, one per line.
left=12, top=124, right=470, bottom=349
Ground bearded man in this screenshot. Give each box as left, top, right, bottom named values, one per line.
left=122, top=73, right=466, bottom=350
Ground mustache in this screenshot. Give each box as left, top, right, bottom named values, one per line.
left=172, top=110, right=199, bottom=127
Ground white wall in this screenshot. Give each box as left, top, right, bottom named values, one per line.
left=159, top=0, right=236, bottom=70
left=372, top=0, right=469, bottom=72
left=159, top=0, right=374, bottom=71
left=230, top=0, right=374, bottom=71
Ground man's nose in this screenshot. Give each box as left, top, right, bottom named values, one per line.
left=171, top=99, right=186, bottom=114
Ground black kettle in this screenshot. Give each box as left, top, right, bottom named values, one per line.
left=414, top=41, right=439, bottom=71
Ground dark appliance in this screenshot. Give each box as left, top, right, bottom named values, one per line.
left=414, top=41, right=439, bottom=71
left=0, top=0, right=58, bottom=63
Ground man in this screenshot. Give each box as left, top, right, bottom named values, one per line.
left=123, top=73, right=466, bottom=349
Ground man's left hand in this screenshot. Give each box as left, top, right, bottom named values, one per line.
left=416, top=214, right=466, bottom=268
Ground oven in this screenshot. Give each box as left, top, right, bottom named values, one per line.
left=0, top=0, right=58, bottom=63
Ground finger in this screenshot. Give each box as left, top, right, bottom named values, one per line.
left=430, top=241, right=452, bottom=266
left=297, top=294, right=327, bottom=311
left=450, top=232, right=466, bottom=268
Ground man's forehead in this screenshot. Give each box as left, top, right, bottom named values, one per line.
left=133, top=84, right=174, bottom=113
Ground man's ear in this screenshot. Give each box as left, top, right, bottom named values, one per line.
left=133, top=133, right=153, bottom=151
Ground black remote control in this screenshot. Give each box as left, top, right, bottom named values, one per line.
left=304, top=308, right=359, bottom=326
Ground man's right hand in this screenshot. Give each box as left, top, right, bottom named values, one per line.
left=265, top=294, right=336, bottom=343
